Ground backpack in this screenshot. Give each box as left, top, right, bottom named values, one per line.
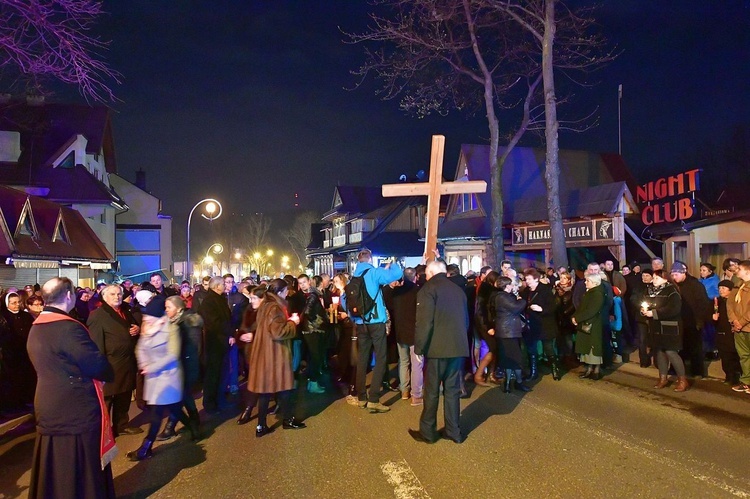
left=345, top=269, right=381, bottom=321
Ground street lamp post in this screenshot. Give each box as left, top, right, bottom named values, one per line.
left=186, top=198, right=223, bottom=283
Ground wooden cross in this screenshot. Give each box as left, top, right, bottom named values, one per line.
left=382, top=135, right=487, bottom=261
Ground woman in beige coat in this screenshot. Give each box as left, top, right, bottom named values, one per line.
left=237, top=279, right=305, bottom=436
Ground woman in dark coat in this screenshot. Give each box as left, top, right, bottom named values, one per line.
left=157, top=296, right=204, bottom=440
left=237, top=280, right=305, bottom=436
left=572, top=273, right=606, bottom=380
left=642, top=269, right=688, bottom=392
left=490, top=276, right=532, bottom=393
left=555, top=273, right=577, bottom=367
left=520, top=268, right=560, bottom=380
left=474, top=271, right=499, bottom=386
left=332, top=273, right=358, bottom=402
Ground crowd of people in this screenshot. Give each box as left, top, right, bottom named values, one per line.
left=2, top=253, right=750, bottom=497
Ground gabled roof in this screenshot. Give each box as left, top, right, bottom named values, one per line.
left=647, top=209, right=750, bottom=236
left=0, top=185, right=113, bottom=262
left=507, top=182, right=637, bottom=224
left=2, top=164, right=126, bottom=206
left=0, top=100, right=116, bottom=172
left=439, top=145, right=637, bottom=239
left=322, top=186, right=391, bottom=221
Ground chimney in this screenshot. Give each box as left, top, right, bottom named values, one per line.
left=135, top=169, right=146, bottom=190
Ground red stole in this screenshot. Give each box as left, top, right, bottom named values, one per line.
left=33, top=311, right=118, bottom=469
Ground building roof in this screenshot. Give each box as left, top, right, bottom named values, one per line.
left=0, top=100, right=116, bottom=172
left=507, top=181, right=636, bottom=224
left=322, top=186, right=392, bottom=221
left=0, top=185, right=113, bottom=263
left=647, top=208, right=750, bottom=236
left=438, top=145, right=637, bottom=239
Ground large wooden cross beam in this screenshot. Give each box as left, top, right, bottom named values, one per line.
left=382, top=135, right=487, bottom=262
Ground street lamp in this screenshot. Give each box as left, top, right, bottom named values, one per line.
left=201, top=243, right=223, bottom=277
left=186, top=198, right=223, bottom=283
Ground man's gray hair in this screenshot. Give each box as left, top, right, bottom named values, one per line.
left=102, top=284, right=123, bottom=296
left=426, top=260, right=447, bottom=274
left=209, top=276, right=224, bottom=290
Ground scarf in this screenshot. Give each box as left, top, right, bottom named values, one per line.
left=33, top=311, right=118, bottom=470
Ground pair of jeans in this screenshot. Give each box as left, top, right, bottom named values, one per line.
left=220, top=342, right=239, bottom=393
left=396, top=343, right=424, bottom=397
left=355, top=323, right=387, bottom=403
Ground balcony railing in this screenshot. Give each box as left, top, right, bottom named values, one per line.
left=332, top=235, right=347, bottom=247
left=323, top=240, right=332, bottom=248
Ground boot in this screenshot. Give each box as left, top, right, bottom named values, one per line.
left=282, top=417, right=307, bottom=429
left=654, top=375, right=669, bottom=389
left=126, top=438, right=153, bottom=461
left=474, top=372, right=491, bottom=387
left=551, top=356, right=561, bottom=381
left=673, top=376, right=690, bottom=392
left=237, top=406, right=253, bottom=425
left=514, top=380, right=532, bottom=392
left=156, top=419, right=176, bottom=441
left=503, top=370, right=513, bottom=394
left=523, top=354, right=538, bottom=381
left=307, top=380, right=325, bottom=394
left=187, top=408, right=202, bottom=440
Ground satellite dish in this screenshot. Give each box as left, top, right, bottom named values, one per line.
left=399, top=174, right=407, bottom=182
left=416, top=170, right=426, bottom=181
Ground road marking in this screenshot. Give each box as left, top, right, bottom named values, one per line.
left=381, top=459, right=431, bottom=499
left=524, top=398, right=750, bottom=498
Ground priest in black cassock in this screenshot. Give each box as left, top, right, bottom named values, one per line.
left=27, top=277, right=116, bottom=499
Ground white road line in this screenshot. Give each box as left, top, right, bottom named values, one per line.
left=524, top=398, right=750, bottom=498
left=381, top=459, right=431, bottom=499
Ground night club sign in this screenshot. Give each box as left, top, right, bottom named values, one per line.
left=512, top=219, right=616, bottom=247
left=636, top=168, right=699, bottom=226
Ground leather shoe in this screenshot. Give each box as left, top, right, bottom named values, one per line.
left=255, top=425, right=274, bottom=438
left=118, top=427, right=144, bottom=435
left=282, top=417, right=307, bottom=429
left=408, top=429, right=437, bottom=444
left=237, top=407, right=252, bottom=425
left=439, top=429, right=464, bottom=444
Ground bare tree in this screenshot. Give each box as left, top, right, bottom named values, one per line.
left=282, top=211, right=319, bottom=269
left=0, top=0, right=119, bottom=102
left=348, top=0, right=612, bottom=268
left=495, top=0, right=614, bottom=268
left=238, top=213, right=272, bottom=251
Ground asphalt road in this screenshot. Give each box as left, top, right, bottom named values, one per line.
left=2, top=362, right=750, bottom=499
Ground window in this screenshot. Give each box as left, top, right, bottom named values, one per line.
left=53, top=215, right=70, bottom=244
left=58, top=151, right=75, bottom=169
left=456, top=193, right=478, bottom=214
left=100, top=211, right=107, bottom=224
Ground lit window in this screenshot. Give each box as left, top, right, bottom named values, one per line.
left=456, top=193, right=478, bottom=214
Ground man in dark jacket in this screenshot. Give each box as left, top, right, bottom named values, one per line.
left=386, top=268, right=422, bottom=404
left=87, top=284, right=142, bottom=437
left=198, top=277, right=234, bottom=413
left=410, top=260, right=469, bottom=444
left=192, top=275, right=211, bottom=311
left=670, top=261, right=713, bottom=377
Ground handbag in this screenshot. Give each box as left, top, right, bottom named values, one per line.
left=659, top=320, right=680, bottom=336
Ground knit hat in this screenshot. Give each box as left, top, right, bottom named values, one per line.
left=718, top=279, right=734, bottom=290
left=641, top=269, right=653, bottom=276
left=670, top=261, right=688, bottom=274
left=135, top=290, right=154, bottom=307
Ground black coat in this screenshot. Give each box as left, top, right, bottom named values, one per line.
left=673, top=274, right=713, bottom=332
left=415, top=273, right=469, bottom=358
left=387, top=280, right=418, bottom=346
left=198, top=289, right=232, bottom=349
left=27, top=307, right=114, bottom=435
left=474, top=282, right=494, bottom=337
left=645, top=283, right=683, bottom=351
left=176, top=310, right=203, bottom=388
left=87, top=303, right=138, bottom=396
left=491, top=290, right=526, bottom=339
left=520, top=283, right=558, bottom=341
left=300, top=289, right=328, bottom=333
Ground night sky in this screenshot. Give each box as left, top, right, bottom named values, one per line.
left=95, top=1, right=750, bottom=223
